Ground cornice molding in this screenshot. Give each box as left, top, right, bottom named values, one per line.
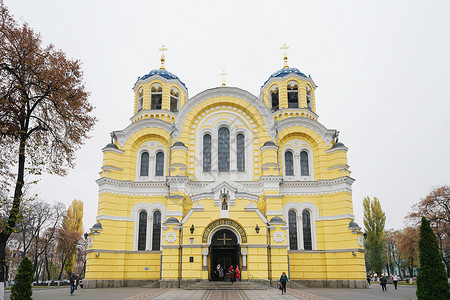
left=280, top=176, right=355, bottom=196
left=277, top=117, right=336, bottom=147
left=173, top=87, right=276, bottom=140
left=114, top=119, right=174, bottom=147
left=96, top=177, right=168, bottom=196
left=317, top=214, right=355, bottom=221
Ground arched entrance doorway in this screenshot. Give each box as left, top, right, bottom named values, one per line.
left=210, top=229, right=239, bottom=281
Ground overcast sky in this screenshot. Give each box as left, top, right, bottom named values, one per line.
left=5, top=0, right=450, bottom=233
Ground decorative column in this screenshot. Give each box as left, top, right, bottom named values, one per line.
left=202, top=248, right=208, bottom=271
left=241, top=248, right=248, bottom=271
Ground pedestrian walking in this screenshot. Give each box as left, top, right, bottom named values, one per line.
left=366, top=274, right=371, bottom=285
left=279, top=271, right=288, bottom=295
left=392, top=274, right=398, bottom=289
left=380, top=275, right=387, bottom=292
left=235, top=265, right=240, bottom=281
left=75, top=274, right=79, bottom=290
left=69, top=272, right=76, bottom=296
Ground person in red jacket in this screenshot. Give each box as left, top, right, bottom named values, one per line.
left=235, top=265, right=241, bottom=281
left=228, top=265, right=235, bottom=283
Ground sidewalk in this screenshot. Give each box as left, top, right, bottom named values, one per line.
left=4, top=284, right=417, bottom=300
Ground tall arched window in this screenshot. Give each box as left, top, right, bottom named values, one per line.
left=203, top=134, right=211, bottom=172
left=237, top=134, right=245, bottom=172
left=270, top=85, right=279, bottom=112
left=155, top=152, right=164, bottom=176
left=302, top=210, right=312, bottom=250
left=300, top=151, right=309, bottom=176
left=306, top=85, right=312, bottom=109
left=140, top=152, right=149, bottom=176
left=151, top=83, right=162, bottom=110
left=170, top=87, right=179, bottom=113
left=288, top=210, right=298, bottom=250
left=218, top=127, right=230, bottom=172
left=285, top=151, right=294, bottom=176
left=152, top=211, right=161, bottom=250
left=138, top=211, right=147, bottom=251
left=287, top=81, right=299, bottom=108
left=137, top=88, right=144, bottom=111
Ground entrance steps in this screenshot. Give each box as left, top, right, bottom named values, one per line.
left=185, top=281, right=267, bottom=290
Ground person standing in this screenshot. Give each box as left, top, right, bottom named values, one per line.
left=218, top=264, right=224, bottom=281
left=367, top=274, right=371, bottom=285
left=235, top=265, right=240, bottom=281
left=69, top=272, right=76, bottom=296
left=75, top=274, right=79, bottom=290
left=380, top=275, right=387, bottom=292
left=392, top=274, right=398, bottom=289
left=228, top=265, right=235, bottom=283
left=279, top=272, right=288, bottom=295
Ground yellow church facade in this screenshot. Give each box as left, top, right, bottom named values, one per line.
left=85, top=48, right=367, bottom=289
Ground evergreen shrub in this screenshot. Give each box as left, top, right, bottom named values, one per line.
left=10, top=257, right=34, bottom=300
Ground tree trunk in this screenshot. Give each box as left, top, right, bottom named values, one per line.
left=0, top=134, right=26, bottom=295
left=58, top=256, right=66, bottom=280
left=45, top=252, right=51, bottom=281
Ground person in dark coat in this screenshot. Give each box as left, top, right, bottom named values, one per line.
left=69, top=272, right=76, bottom=295
left=279, top=272, right=288, bottom=295
left=367, top=274, right=371, bottom=285
left=380, top=275, right=387, bottom=292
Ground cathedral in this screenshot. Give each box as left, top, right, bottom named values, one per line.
left=85, top=45, right=367, bottom=289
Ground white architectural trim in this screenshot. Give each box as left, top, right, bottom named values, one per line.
left=131, top=202, right=167, bottom=251
left=281, top=145, right=314, bottom=181
left=114, top=118, right=173, bottom=148
left=317, top=214, right=355, bottom=221
left=280, top=176, right=355, bottom=196
left=277, top=117, right=336, bottom=147
left=245, top=203, right=268, bottom=224
left=96, top=215, right=132, bottom=222
left=181, top=202, right=204, bottom=224
left=135, top=143, right=168, bottom=181
left=208, top=225, right=242, bottom=245
left=195, top=110, right=254, bottom=181
left=96, top=177, right=168, bottom=196
left=173, top=87, right=276, bottom=140
left=282, top=202, right=319, bottom=251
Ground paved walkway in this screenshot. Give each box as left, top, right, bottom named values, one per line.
left=4, top=284, right=417, bottom=300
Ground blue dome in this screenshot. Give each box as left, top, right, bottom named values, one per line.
left=140, top=69, right=187, bottom=89
left=263, top=67, right=307, bottom=87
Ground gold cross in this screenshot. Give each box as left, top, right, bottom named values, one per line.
left=220, top=70, right=228, bottom=86
left=159, top=45, right=168, bottom=70
left=280, top=43, right=289, bottom=68
left=217, top=232, right=232, bottom=245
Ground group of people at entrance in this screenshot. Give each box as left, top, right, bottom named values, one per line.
left=214, top=264, right=240, bottom=282
left=366, top=273, right=399, bottom=292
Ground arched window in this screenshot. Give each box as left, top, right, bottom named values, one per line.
left=285, top=151, right=294, bottom=176
left=270, top=85, right=279, bottom=112
left=155, top=152, right=164, bottom=176
left=218, top=127, right=230, bottom=172
left=288, top=210, right=298, bottom=250
left=140, top=152, right=149, bottom=176
left=300, top=151, right=309, bottom=176
left=306, top=85, right=312, bottom=109
left=287, top=81, right=299, bottom=108
left=152, top=211, right=161, bottom=250
left=170, top=87, right=179, bottom=113
left=138, top=211, right=147, bottom=250
left=302, top=210, right=312, bottom=250
left=237, top=134, right=245, bottom=172
left=151, top=83, right=162, bottom=110
left=137, top=88, right=144, bottom=111
left=203, top=134, right=211, bottom=172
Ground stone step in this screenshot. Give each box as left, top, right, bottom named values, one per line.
left=185, top=281, right=267, bottom=290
